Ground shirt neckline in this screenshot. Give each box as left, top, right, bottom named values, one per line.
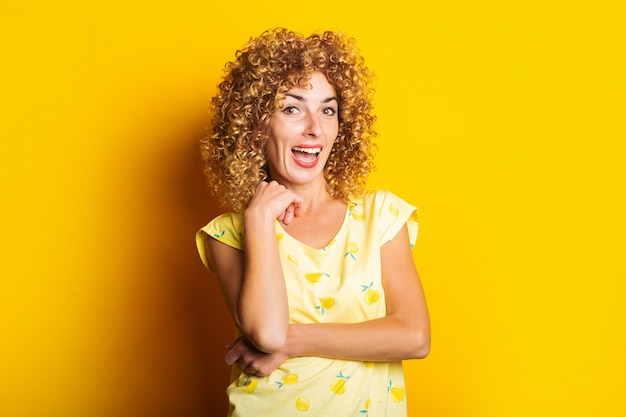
left=274, top=205, right=352, bottom=254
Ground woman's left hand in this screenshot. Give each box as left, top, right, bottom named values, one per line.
left=225, top=337, right=289, bottom=377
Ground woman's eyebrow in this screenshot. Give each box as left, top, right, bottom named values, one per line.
left=285, top=93, right=338, bottom=103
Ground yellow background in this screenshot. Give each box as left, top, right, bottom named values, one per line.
left=1, top=1, right=624, bottom=416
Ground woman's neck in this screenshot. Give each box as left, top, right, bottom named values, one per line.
left=279, top=179, right=336, bottom=213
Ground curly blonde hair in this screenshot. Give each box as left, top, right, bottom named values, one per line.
left=200, top=28, right=377, bottom=212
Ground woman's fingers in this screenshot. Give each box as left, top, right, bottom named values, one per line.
left=225, top=337, right=286, bottom=377
left=249, top=181, right=304, bottom=224
left=282, top=203, right=296, bottom=225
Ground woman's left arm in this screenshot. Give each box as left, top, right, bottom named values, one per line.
left=226, top=224, right=430, bottom=375
left=287, top=223, right=430, bottom=361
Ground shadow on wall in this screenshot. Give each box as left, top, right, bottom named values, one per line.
left=103, top=116, right=232, bottom=416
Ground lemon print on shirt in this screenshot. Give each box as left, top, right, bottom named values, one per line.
left=315, top=297, right=335, bottom=315
left=388, top=380, right=406, bottom=402
left=276, top=233, right=284, bottom=243
left=359, top=398, right=371, bottom=416
left=275, top=373, right=298, bottom=389
left=331, top=371, right=350, bottom=395
left=242, top=377, right=258, bottom=394
left=295, top=396, right=310, bottom=411
left=212, top=229, right=226, bottom=239
left=349, top=209, right=366, bottom=221
left=361, top=282, right=381, bottom=305
left=344, top=241, right=358, bottom=260
left=288, top=254, right=298, bottom=265
left=389, top=203, right=400, bottom=217
left=304, top=272, right=329, bottom=283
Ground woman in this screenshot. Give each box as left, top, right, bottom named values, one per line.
left=196, top=28, right=430, bottom=416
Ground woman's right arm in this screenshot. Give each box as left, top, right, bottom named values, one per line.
left=207, top=181, right=303, bottom=353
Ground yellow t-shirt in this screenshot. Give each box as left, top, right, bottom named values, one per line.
left=196, top=189, right=418, bottom=417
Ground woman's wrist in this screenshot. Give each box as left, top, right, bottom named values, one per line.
left=285, top=324, right=303, bottom=358
left=245, top=206, right=272, bottom=225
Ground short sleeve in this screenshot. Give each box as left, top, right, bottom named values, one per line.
left=195, top=212, right=245, bottom=273
left=367, top=190, right=419, bottom=248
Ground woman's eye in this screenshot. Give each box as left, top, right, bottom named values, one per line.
left=323, top=107, right=337, bottom=116
left=282, top=106, right=299, bottom=115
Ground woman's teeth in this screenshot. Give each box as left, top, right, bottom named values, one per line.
left=292, top=147, right=321, bottom=154
left=292, top=147, right=321, bottom=163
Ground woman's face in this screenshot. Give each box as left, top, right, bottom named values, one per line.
left=266, top=71, right=339, bottom=189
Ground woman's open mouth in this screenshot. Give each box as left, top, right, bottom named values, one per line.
left=292, top=146, right=322, bottom=167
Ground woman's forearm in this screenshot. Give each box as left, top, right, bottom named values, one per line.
left=237, top=212, right=289, bottom=353
left=286, top=314, right=431, bottom=362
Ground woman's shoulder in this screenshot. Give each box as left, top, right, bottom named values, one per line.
left=353, top=189, right=419, bottom=246
left=357, top=189, right=414, bottom=209
left=196, top=212, right=245, bottom=272
left=210, top=211, right=244, bottom=226
left=198, top=211, right=245, bottom=244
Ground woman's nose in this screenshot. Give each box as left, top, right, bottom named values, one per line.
left=304, top=113, right=322, bottom=137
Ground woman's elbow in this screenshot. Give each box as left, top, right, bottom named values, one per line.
left=407, top=329, right=431, bottom=359
left=237, top=321, right=287, bottom=353
left=236, top=312, right=288, bottom=353
left=250, top=330, right=287, bottom=353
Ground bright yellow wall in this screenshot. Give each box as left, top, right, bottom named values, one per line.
left=1, top=1, right=624, bottom=416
